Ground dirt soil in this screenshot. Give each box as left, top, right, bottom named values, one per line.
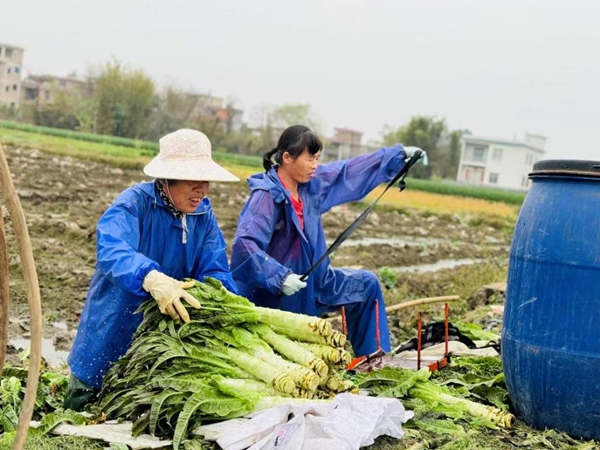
left=1, top=146, right=513, bottom=365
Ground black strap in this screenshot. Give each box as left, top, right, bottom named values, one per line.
left=300, top=150, right=423, bottom=281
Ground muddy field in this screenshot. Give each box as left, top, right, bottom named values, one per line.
left=2, top=145, right=513, bottom=366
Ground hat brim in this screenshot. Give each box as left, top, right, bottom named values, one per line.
left=143, top=158, right=240, bottom=182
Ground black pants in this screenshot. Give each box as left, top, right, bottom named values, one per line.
left=63, top=373, right=98, bottom=411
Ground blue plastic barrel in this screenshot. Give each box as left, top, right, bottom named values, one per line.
left=502, top=160, right=600, bottom=440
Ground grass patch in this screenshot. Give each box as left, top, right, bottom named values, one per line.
left=0, top=126, right=152, bottom=169
left=0, top=119, right=159, bottom=151
left=406, top=177, right=526, bottom=205
left=0, top=121, right=263, bottom=170
left=0, top=435, right=105, bottom=450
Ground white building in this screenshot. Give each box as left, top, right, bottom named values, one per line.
left=0, top=43, right=24, bottom=109
left=456, top=133, right=546, bottom=191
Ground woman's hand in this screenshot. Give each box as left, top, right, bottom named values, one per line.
left=404, top=146, right=428, bottom=165
left=281, top=273, right=307, bottom=296
left=142, top=270, right=200, bottom=322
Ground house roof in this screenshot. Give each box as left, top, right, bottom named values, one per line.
left=334, top=127, right=363, bottom=135
left=0, top=43, right=25, bottom=51
left=463, top=135, right=545, bottom=152
left=26, top=74, right=84, bottom=84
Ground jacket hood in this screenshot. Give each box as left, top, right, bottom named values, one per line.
left=247, top=169, right=287, bottom=203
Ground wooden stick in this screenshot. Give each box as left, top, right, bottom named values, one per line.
left=0, top=206, right=8, bottom=377
left=325, top=295, right=461, bottom=321
left=385, top=295, right=460, bottom=313
left=0, top=143, right=43, bottom=450
left=417, top=312, right=422, bottom=369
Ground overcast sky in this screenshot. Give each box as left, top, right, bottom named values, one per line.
left=2, top=0, right=599, bottom=160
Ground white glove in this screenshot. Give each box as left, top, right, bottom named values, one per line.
left=404, top=146, right=428, bottom=165
left=281, top=273, right=307, bottom=296
left=142, top=270, right=201, bottom=323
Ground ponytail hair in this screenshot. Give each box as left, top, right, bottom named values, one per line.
left=262, top=148, right=279, bottom=172
left=262, top=125, right=323, bottom=173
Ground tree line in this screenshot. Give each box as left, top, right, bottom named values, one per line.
left=3, top=60, right=466, bottom=179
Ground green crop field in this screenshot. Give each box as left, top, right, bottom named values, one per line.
left=0, top=120, right=526, bottom=206
left=0, top=120, right=264, bottom=169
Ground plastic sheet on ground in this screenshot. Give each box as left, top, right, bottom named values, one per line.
left=30, top=420, right=171, bottom=449
left=194, top=392, right=414, bottom=450
left=396, top=341, right=499, bottom=359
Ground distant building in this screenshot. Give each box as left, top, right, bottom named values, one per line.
left=457, top=133, right=546, bottom=190
left=20, top=74, right=87, bottom=106
left=187, top=93, right=243, bottom=132
left=0, top=43, right=24, bottom=109
left=215, top=105, right=244, bottom=133
left=323, top=127, right=378, bottom=162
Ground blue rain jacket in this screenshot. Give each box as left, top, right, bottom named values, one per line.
left=231, top=145, right=406, bottom=317
left=68, top=182, right=237, bottom=389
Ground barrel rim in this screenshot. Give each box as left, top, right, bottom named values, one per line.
left=530, top=159, right=600, bottom=179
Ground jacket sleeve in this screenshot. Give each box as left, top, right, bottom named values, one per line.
left=316, top=144, right=406, bottom=214
left=96, top=202, right=161, bottom=298
left=231, top=190, right=291, bottom=294
left=193, top=210, right=239, bottom=294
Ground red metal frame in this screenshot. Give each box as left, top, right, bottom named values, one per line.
left=345, top=302, right=453, bottom=373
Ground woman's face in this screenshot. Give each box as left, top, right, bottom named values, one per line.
left=282, top=148, right=321, bottom=184
left=164, top=180, right=210, bottom=213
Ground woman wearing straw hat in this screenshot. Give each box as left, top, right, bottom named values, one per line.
left=65, top=129, right=239, bottom=410
left=230, top=125, right=425, bottom=360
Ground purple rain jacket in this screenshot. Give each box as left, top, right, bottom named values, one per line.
left=230, top=145, right=406, bottom=316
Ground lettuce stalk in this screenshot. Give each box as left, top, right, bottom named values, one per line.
left=248, top=324, right=329, bottom=379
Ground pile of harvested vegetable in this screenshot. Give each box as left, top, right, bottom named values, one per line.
left=97, top=277, right=356, bottom=449
left=0, top=360, right=87, bottom=446
left=1, top=354, right=598, bottom=449
left=97, top=278, right=513, bottom=449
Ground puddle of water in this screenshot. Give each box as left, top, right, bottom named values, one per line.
left=332, top=236, right=447, bottom=247
left=390, top=258, right=482, bottom=274
left=9, top=338, right=69, bottom=367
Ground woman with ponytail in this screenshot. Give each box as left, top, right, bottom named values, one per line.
left=231, top=125, right=424, bottom=358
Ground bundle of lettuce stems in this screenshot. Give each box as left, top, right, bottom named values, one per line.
left=97, top=278, right=513, bottom=449
left=97, top=277, right=354, bottom=448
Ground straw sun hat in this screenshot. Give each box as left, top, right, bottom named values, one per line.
left=143, top=129, right=239, bottom=182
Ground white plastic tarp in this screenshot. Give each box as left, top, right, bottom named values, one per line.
left=195, top=393, right=414, bottom=450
